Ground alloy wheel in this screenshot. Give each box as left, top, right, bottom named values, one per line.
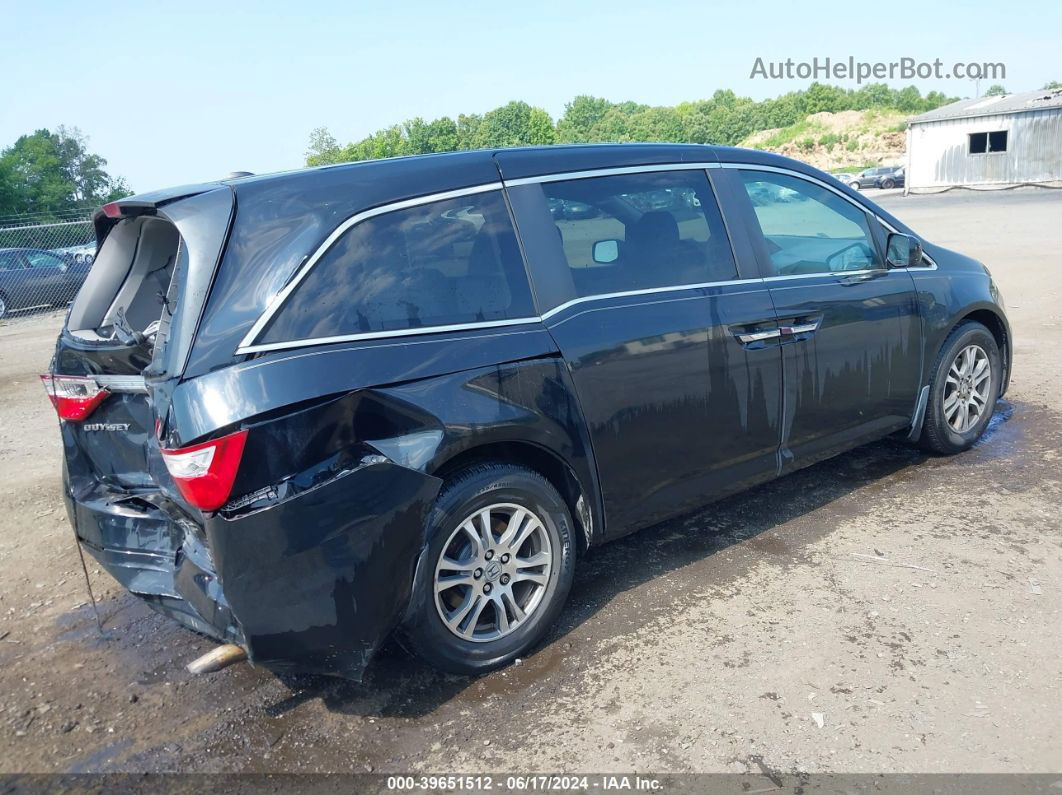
left=434, top=502, right=553, bottom=643
left=943, top=344, right=992, bottom=433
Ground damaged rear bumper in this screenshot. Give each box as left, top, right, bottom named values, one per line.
left=65, top=457, right=441, bottom=680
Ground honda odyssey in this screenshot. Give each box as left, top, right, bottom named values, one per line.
left=46, top=144, right=1010, bottom=678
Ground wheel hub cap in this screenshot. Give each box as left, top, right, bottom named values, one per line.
left=943, top=344, right=992, bottom=434
left=484, top=560, right=503, bottom=582
left=434, top=503, right=553, bottom=643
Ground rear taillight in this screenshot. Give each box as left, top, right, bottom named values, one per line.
left=161, top=430, right=248, bottom=512
left=40, top=374, right=109, bottom=421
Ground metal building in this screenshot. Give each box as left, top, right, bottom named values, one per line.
left=905, top=88, right=1062, bottom=190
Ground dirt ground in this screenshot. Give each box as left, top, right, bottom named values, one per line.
left=1, top=189, right=1060, bottom=776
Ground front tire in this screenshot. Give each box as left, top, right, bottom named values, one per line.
left=399, top=463, right=576, bottom=675
left=919, top=321, right=1001, bottom=454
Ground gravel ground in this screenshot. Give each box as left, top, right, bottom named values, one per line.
left=0, top=189, right=1060, bottom=776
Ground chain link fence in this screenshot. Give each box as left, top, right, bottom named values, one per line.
left=0, top=210, right=96, bottom=325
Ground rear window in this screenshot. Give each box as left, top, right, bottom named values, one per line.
left=258, top=190, right=535, bottom=345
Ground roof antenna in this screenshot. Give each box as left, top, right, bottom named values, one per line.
left=227, top=171, right=254, bottom=179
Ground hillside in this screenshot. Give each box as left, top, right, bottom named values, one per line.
left=740, top=110, right=908, bottom=172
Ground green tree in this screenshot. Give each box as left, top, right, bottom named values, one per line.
left=0, top=126, right=130, bottom=218
left=304, top=84, right=959, bottom=166
left=456, top=113, right=483, bottom=150
left=306, top=127, right=342, bottom=165
left=473, top=101, right=555, bottom=148
left=984, top=84, right=1008, bottom=96
left=803, top=82, right=850, bottom=114
left=527, top=107, right=556, bottom=145
left=1041, top=80, right=1061, bottom=90
left=556, top=96, right=613, bottom=143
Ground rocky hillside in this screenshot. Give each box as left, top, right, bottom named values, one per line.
left=741, top=110, right=908, bottom=172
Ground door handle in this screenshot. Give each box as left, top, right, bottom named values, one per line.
left=735, top=328, right=782, bottom=344
left=779, top=321, right=819, bottom=336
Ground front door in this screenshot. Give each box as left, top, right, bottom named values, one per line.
left=507, top=167, right=782, bottom=537
left=732, top=167, right=922, bottom=470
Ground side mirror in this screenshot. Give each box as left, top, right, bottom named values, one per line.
left=592, top=239, right=620, bottom=264
left=886, top=233, right=923, bottom=268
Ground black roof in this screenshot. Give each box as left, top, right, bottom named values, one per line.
left=117, top=143, right=818, bottom=210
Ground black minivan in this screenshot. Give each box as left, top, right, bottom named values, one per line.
left=46, top=144, right=1010, bottom=679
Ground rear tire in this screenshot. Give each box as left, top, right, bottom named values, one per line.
left=880, top=178, right=896, bottom=189
left=399, top=463, right=576, bottom=675
left=0, top=293, right=7, bottom=320
left=919, top=321, right=1001, bottom=455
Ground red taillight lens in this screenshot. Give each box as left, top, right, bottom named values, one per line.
left=161, top=429, right=248, bottom=512
left=40, top=374, right=110, bottom=421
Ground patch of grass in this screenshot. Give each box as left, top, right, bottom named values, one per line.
left=833, top=161, right=883, bottom=173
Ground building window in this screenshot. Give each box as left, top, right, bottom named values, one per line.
left=969, top=130, right=1008, bottom=154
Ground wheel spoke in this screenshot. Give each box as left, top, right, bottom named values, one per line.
left=515, top=550, right=550, bottom=569
left=446, top=592, right=478, bottom=631
left=436, top=572, right=474, bottom=593
left=463, top=595, right=489, bottom=636
left=943, top=393, right=960, bottom=417
left=514, top=570, right=548, bottom=586
left=498, top=508, right=528, bottom=548
left=502, top=589, right=525, bottom=623
left=460, top=520, right=483, bottom=556
left=493, top=596, right=510, bottom=634
left=476, top=509, right=494, bottom=549
left=508, top=517, right=541, bottom=552
left=439, top=555, right=473, bottom=573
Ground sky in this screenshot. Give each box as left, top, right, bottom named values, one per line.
left=2, top=0, right=1059, bottom=194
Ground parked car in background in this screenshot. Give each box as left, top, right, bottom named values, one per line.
left=850, top=166, right=905, bottom=190
left=46, top=145, right=1010, bottom=680
left=0, top=247, right=92, bottom=319
left=832, top=171, right=858, bottom=187
left=876, top=166, right=905, bottom=189
left=53, top=243, right=97, bottom=267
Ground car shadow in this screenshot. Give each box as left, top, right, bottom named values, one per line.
left=262, top=406, right=1023, bottom=721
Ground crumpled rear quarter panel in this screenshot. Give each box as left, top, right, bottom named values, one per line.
left=206, top=460, right=441, bottom=679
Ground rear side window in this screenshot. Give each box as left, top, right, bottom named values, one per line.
left=258, top=190, right=535, bottom=345
left=540, top=170, right=737, bottom=299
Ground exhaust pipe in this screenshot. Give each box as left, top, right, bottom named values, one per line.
left=186, top=643, right=248, bottom=674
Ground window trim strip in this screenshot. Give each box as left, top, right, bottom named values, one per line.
left=503, top=161, right=721, bottom=186
left=238, top=316, right=542, bottom=355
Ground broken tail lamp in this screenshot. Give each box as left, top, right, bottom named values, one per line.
left=40, top=374, right=109, bottom=421
left=160, top=430, right=248, bottom=512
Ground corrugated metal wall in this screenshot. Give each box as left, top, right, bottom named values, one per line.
left=907, top=108, right=1062, bottom=188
